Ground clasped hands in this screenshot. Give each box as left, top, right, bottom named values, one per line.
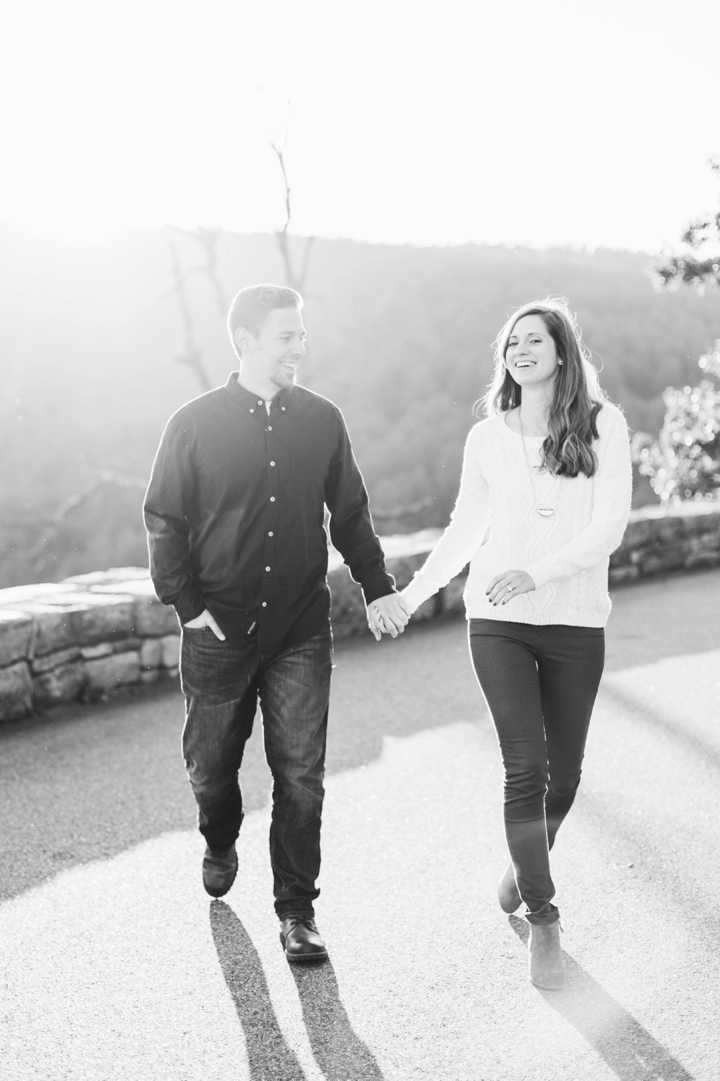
left=367, top=593, right=412, bottom=642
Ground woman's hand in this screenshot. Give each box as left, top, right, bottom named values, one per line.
left=486, top=570, right=535, bottom=607
left=367, top=593, right=412, bottom=641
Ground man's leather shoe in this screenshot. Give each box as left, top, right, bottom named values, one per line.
left=279, top=915, right=328, bottom=963
left=202, top=844, right=238, bottom=897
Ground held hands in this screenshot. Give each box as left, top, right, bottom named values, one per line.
left=486, top=570, right=536, bottom=607
left=367, top=593, right=412, bottom=641
left=183, top=608, right=226, bottom=640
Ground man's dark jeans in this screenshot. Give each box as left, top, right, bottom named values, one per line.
left=469, top=619, right=605, bottom=924
left=180, top=627, right=332, bottom=918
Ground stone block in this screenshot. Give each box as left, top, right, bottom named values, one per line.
left=609, top=544, right=632, bottom=568
left=81, top=643, right=114, bottom=659
left=132, top=597, right=180, bottom=637
left=623, top=517, right=659, bottom=548
left=384, top=552, right=431, bottom=591
left=31, top=646, right=81, bottom=674
left=85, top=651, right=141, bottom=694
left=33, top=660, right=87, bottom=706
left=0, top=662, right=33, bottom=722
left=609, top=564, right=640, bottom=586
left=64, top=567, right=149, bottom=586
left=0, top=610, right=33, bottom=666
left=679, top=511, right=720, bottom=538
left=685, top=550, right=720, bottom=569
left=440, top=575, right=467, bottom=615
left=25, top=594, right=134, bottom=656
left=112, top=637, right=143, bottom=654
left=652, top=516, right=685, bottom=544
left=25, top=602, right=87, bottom=656
left=140, top=668, right=161, bottom=684
left=327, top=570, right=368, bottom=640
left=160, top=635, right=181, bottom=669
left=637, top=542, right=689, bottom=577
left=0, top=582, right=78, bottom=607
left=140, top=638, right=162, bottom=669
left=52, top=593, right=135, bottom=646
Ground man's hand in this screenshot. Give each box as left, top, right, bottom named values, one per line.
left=367, top=594, right=411, bottom=641
left=183, top=608, right=226, bottom=641
left=486, top=570, right=535, bottom=607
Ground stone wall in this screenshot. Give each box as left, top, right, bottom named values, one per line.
left=1, top=505, right=719, bottom=723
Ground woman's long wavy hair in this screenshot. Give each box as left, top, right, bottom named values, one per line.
left=476, top=297, right=606, bottom=478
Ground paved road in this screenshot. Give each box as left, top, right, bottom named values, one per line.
left=1, top=570, right=719, bottom=1081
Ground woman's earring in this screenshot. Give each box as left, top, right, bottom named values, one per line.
left=558, top=360, right=563, bottom=365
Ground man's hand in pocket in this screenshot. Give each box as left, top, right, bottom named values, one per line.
left=183, top=608, right=226, bottom=640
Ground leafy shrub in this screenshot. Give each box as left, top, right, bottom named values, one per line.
left=632, top=342, right=720, bottom=504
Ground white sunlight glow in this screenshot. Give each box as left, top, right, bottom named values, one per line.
left=0, top=0, right=718, bottom=250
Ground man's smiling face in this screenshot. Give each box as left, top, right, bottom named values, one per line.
left=235, top=306, right=307, bottom=394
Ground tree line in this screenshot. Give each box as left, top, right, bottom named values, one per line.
left=1, top=226, right=719, bottom=587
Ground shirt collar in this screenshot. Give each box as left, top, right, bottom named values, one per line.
left=224, top=372, right=295, bottom=415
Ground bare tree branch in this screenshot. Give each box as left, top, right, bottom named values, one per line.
left=270, top=140, right=314, bottom=294
left=2, top=471, right=148, bottom=577
left=171, top=226, right=228, bottom=317
left=166, top=241, right=213, bottom=391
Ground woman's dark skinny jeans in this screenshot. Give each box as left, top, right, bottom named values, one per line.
left=469, top=619, right=605, bottom=925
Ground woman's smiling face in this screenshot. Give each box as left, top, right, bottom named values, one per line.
left=504, top=314, right=560, bottom=388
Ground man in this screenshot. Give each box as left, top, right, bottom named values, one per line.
left=143, top=283, right=407, bottom=962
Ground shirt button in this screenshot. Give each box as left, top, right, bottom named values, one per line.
left=262, top=602, right=267, bottom=607
left=249, top=408, right=254, bottom=413
left=258, top=400, right=263, bottom=406
left=270, top=461, right=276, bottom=467
left=281, top=406, right=286, bottom=411
left=267, top=426, right=272, bottom=431
left=270, top=496, right=275, bottom=502
left=268, top=531, right=273, bottom=536
left=265, top=566, right=271, bottom=572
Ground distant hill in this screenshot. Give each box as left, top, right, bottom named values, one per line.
left=1, top=225, right=719, bottom=585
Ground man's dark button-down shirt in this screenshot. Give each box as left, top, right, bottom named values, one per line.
left=143, top=373, right=395, bottom=656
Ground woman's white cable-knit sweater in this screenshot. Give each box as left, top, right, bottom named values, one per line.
left=402, top=403, right=633, bottom=628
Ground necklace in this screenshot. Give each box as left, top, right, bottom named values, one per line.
left=518, top=411, right=559, bottom=518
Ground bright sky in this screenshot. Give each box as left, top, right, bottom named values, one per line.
left=1, top=0, right=718, bottom=251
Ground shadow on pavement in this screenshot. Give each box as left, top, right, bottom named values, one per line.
left=210, top=901, right=306, bottom=1080
left=605, top=568, right=720, bottom=672
left=210, top=901, right=385, bottom=1081
left=508, top=917, right=694, bottom=1081
left=289, top=959, right=386, bottom=1080
left=601, top=679, right=720, bottom=774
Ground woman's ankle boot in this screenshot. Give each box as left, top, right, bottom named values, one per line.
left=498, top=863, right=521, bottom=913
left=528, top=921, right=565, bottom=990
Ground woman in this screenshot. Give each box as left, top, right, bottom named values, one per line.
left=398, top=298, right=632, bottom=990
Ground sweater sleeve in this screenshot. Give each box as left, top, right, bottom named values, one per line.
left=402, top=424, right=491, bottom=613
left=525, top=405, right=632, bottom=589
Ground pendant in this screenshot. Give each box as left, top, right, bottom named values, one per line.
left=538, top=507, right=555, bottom=517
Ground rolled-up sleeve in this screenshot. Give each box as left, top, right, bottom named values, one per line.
left=324, top=408, right=395, bottom=604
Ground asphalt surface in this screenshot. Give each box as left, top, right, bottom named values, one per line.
left=1, top=569, right=719, bottom=1080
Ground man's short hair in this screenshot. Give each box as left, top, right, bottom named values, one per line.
left=227, top=283, right=303, bottom=343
